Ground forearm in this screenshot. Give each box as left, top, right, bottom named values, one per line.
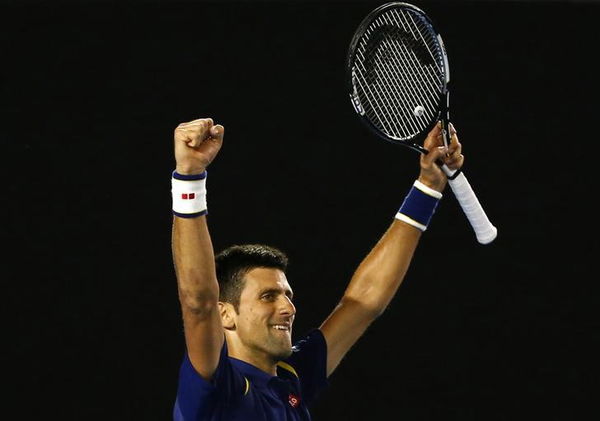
left=341, top=219, right=420, bottom=316
left=172, top=215, right=219, bottom=312
left=341, top=137, right=449, bottom=315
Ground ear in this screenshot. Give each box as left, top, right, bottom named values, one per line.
left=219, top=301, right=236, bottom=330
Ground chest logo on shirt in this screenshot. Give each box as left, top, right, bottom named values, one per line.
left=288, top=393, right=300, bottom=408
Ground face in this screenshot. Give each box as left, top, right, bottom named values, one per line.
left=233, top=267, right=296, bottom=362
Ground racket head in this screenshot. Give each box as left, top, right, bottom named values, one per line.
left=346, top=2, right=450, bottom=154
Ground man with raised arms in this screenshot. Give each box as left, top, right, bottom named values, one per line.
left=170, top=117, right=463, bottom=420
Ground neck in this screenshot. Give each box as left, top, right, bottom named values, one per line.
left=225, top=336, right=278, bottom=376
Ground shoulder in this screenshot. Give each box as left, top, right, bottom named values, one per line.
left=175, top=343, right=247, bottom=418
left=291, top=328, right=327, bottom=356
left=285, top=329, right=328, bottom=379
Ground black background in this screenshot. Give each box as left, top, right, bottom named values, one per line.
left=5, top=0, right=598, bottom=420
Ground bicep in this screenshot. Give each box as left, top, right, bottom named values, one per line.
left=182, top=303, right=224, bottom=381
left=319, top=297, right=379, bottom=377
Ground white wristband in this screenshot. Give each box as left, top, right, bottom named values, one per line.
left=413, top=180, right=443, bottom=199
left=171, top=171, right=207, bottom=218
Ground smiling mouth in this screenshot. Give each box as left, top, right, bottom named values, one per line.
left=271, top=324, right=291, bottom=332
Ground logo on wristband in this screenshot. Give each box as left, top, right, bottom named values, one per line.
left=181, top=193, right=196, bottom=200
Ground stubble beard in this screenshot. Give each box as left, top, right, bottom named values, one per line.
left=239, top=324, right=294, bottom=362
left=266, top=330, right=293, bottom=360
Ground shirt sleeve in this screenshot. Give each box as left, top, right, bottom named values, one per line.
left=286, top=328, right=329, bottom=406
left=173, top=341, right=246, bottom=421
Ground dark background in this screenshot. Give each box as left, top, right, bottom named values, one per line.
left=4, top=0, right=598, bottom=420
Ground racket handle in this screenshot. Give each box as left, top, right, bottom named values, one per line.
left=442, top=165, right=498, bottom=244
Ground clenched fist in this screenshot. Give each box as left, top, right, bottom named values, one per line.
left=174, top=118, right=224, bottom=175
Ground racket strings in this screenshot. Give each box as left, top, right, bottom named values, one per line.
left=364, top=27, right=423, bottom=133
left=369, top=18, right=437, bottom=129
left=388, top=10, right=443, bottom=104
left=370, top=13, right=440, bottom=131
left=354, top=40, right=414, bottom=136
left=352, top=8, right=445, bottom=140
left=357, top=47, right=408, bottom=136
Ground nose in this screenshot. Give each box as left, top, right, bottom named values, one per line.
left=279, top=295, right=296, bottom=317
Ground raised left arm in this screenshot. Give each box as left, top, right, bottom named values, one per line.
left=319, top=122, right=463, bottom=377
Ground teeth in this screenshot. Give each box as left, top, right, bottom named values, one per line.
left=272, top=325, right=289, bottom=330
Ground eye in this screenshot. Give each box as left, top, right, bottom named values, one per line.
left=261, top=293, right=275, bottom=301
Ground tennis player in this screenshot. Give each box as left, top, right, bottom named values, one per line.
left=170, top=117, right=463, bottom=420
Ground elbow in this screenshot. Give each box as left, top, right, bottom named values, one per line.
left=175, top=267, right=220, bottom=313
left=339, top=294, right=386, bottom=322
left=343, top=274, right=399, bottom=319
left=178, top=286, right=220, bottom=317
left=362, top=302, right=387, bottom=321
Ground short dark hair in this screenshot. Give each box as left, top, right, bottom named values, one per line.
left=215, top=244, right=288, bottom=311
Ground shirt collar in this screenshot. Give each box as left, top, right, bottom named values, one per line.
left=229, top=357, right=277, bottom=388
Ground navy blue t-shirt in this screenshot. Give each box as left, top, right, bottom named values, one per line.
left=174, top=328, right=329, bottom=421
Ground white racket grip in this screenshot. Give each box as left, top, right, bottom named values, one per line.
left=442, top=165, right=498, bottom=244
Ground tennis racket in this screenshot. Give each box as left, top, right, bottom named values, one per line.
left=346, top=2, right=497, bottom=244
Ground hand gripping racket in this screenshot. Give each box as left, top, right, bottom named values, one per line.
left=347, top=2, right=497, bottom=244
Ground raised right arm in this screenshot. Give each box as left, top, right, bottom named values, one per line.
left=171, top=118, right=225, bottom=380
